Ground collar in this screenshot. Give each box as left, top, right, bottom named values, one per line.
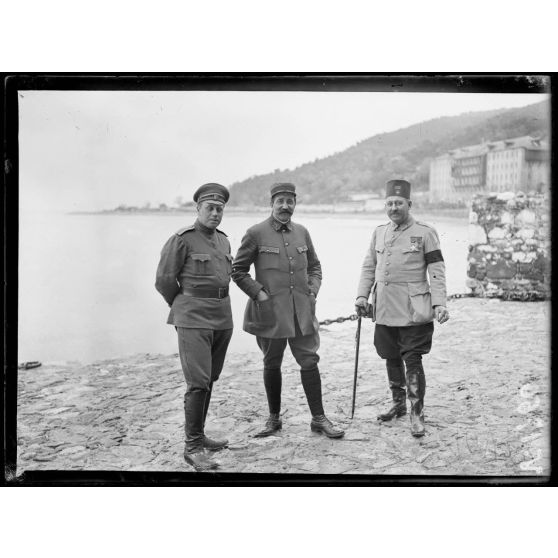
left=195, top=219, right=216, bottom=237
left=270, top=215, right=293, bottom=232
left=390, top=215, right=415, bottom=232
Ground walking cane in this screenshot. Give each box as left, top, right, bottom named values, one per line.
left=350, top=315, right=362, bottom=419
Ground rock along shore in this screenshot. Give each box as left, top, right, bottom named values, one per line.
left=16, top=298, right=550, bottom=477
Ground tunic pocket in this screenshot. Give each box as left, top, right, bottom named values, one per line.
left=402, top=247, right=423, bottom=263
left=255, top=297, right=276, bottom=327
left=258, top=246, right=280, bottom=269
left=408, top=282, right=434, bottom=323
left=191, top=253, right=214, bottom=276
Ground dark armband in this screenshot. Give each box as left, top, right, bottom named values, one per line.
left=425, top=249, right=444, bottom=264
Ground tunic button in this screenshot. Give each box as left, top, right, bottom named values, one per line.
left=385, top=282, right=389, bottom=285
left=385, top=271, right=389, bottom=275
left=285, top=242, right=289, bottom=246
left=290, top=271, right=294, bottom=275
left=290, top=286, right=293, bottom=289
left=388, top=252, right=392, bottom=256
left=289, top=256, right=293, bottom=260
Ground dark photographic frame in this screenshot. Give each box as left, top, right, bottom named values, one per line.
left=3, top=73, right=554, bottom=486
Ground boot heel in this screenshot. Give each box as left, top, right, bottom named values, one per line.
left=310, top=424, right=322, bottom=433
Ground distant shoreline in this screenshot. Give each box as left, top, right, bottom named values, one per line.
left=69, top=207, right=470, bottom=220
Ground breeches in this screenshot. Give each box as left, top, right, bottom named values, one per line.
left=176, top=327, right=233, bottom=391
left=374, top=322, right=434, bottom=368
left=256, top=329, right=320, bottom=371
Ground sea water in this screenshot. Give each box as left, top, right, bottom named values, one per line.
left=18, top=211, right=469, bottom=363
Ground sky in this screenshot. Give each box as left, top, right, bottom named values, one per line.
left=18, top=90, right=550, bottom=213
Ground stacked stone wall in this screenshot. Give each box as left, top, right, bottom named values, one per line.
left=466, top=192, right=550, bottom=300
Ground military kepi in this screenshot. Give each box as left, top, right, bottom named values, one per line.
left=270, top=182, right=296, bottom=198
left=194, top=183, right=230, bottom=205
left=386, top=179, right=411, bottom=199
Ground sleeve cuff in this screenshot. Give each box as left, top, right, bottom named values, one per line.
left=247, top=282, right=264, bottom=300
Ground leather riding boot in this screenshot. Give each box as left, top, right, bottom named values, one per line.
left=184, top=390, right=218, bottom=471
left=300, top=367, right=325, bottom=417
left=202, top=382, right=213, bottom=425
left=201, top=382, right=228, bottom=451
left=406, top=367, right=426, bottom=438
left=378, top=358, right=407, bottom=421
left=263, top=367, right=282, bottom=414
left=302, top=367, right=345, bottom=439
left=254, top=412, right=282, bottom=437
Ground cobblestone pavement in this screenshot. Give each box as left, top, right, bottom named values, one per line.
left=15, top=298, right=550, bottom=477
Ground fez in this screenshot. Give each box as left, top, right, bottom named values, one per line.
left=193, top=183, right=230, bottom=205
left=385, top=179, right=411, bottom=199
left=270, top=182, right=296, bottom=199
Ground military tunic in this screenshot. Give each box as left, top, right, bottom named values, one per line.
left=357, top=216, right=446, bottom=326
left=155, top=221, right=233, bottom=330
left=232, top=216, right=321, bottom=339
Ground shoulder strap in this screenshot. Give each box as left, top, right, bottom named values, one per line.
left=175, top=225, right=195, bottom=236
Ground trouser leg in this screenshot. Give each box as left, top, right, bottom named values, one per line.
left=177, top=327, right=212, bottom=450
left=177, top=327, right=213, bottom=391
left=176, top=327, right=220, bottom=468
left=209, top=328, right=233, bottom=383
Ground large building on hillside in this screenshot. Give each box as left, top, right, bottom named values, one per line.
left=429, top=136, right=550, bottom=204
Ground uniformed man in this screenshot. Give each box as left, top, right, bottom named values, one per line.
left=355, top=179, right=449, bottom=437
left=232, top=182, right=344, bottom=439
left=155, top=183, right=233, bottom=471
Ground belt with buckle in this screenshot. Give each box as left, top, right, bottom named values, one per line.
left=182, top=286, right=229, bottom=299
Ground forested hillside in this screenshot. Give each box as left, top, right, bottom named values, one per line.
left=228, top=100, right=550, bottom=205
